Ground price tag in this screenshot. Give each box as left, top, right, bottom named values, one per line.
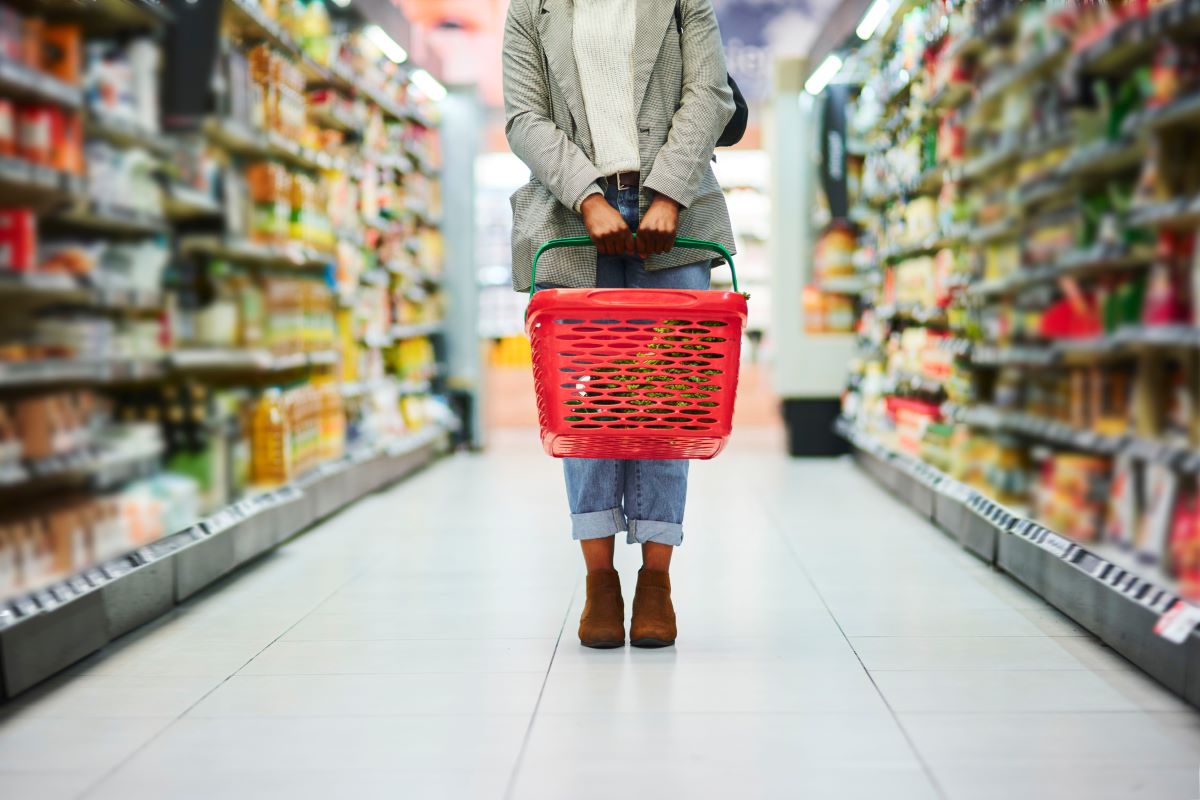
left=1154, top=601, right=1200, bottom=644
left=1039, top=532, right=1072, bottom=559
left=12, top=596, right=38, bottom=617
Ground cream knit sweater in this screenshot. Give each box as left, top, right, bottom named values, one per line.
left=573, top=0, right=641, bottom=181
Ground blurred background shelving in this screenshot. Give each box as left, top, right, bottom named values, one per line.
left=825, top=0, right=1200, bottom=599
left=0, top=0, right=457, bottom=641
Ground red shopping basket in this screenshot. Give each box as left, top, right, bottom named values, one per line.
left=525, top=237, right=748, bottom=460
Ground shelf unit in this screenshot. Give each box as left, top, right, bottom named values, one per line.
left=816, top=0, right=1200, bottom=701
left=0, top=0, right=454, bottom=695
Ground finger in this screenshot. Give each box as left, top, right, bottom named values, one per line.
left=625, top=229, right=636, bottom=256
left=635, top=231, right=649, bottom=257
left=651, top=230, right=667, bottom=255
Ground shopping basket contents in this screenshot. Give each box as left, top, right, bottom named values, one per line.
left=525, top=237, right=748, bottom=460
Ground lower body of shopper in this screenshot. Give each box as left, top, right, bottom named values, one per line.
left=541, top=181, right=710, bottom=649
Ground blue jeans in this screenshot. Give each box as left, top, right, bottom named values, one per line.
left=564, top=183, right=710, bottom=547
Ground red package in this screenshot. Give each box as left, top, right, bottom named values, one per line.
left=0, top=209, right=37, bottom=272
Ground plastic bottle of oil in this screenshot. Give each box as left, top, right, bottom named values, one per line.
left=251, top=389, right=292, bottom=486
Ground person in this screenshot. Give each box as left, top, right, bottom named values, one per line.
left=503, top=0, right=736, bottom=649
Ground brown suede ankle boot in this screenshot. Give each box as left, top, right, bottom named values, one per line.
left=630, top=568, right=676, bottom=648
left=578, top=569, right=625, bottom=648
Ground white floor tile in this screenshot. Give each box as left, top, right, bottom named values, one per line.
left=851, top=636, right=1091, bottom=672
left=900, top=711, right=1200, bottom=766
left=537, top=665, right=888, bottom=714
left=92, top=714, right=529, bottom=775
left=872, top=670, right=1141, bottom=713
left=0, top=770, right=96, bottom=800
left=88, top=767, right=513, bottom=800
left=931, top=763, right=1197, bottom=800
left=186, top=672, right=546, bottom=717
left=511, top=762, right=939, bottom=800
left=3, top=675, right=219, bottom=719
left=832, top=606, right=1048, bottom=638
left=0, top=716, right=168, bottom=772
left=240, top=638, right=557, bottom=675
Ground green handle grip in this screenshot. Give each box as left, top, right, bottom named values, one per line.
left=529, top=236, right=738, bottom=299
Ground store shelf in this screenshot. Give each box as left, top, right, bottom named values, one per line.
left=968, top=217, right=1020, bottom=245
left=815, top=276, right=874, bottom=295
left=838, top=420, right=1200, bottom=707
left=1057, top=136, right=1146, bottom=181
left=0, top=272, right=93, bottom=304
left=169, top=348, right=338, bottom=374
left=0, top=156, right=84, bottom=211
left=969, top=46, right=1066, bottom=116
left=0, top=425, right=449, bottom=698
left=876, top=303, right=948, bottom=327
left=164, top=184, right=223, bottom=220
left=203, top=117, right=345, bottom=173
left=308, top=106, right=362, bottom=134
left=1077, top=0, right=1200, bottom=77
left=929, top=81, right=972, bottom=112
left=0, top=272, right=162, bottom=312
left=1128, top=196, right=1200, bottom=231
left=0, top=357, right=163, bottom=389
left=179, top=235, right=332, bottom=270
left=961, top=137, right=1021, bottom=182
left=10, top=0, right=174, bottom=32
left=966, top=245, right=1155, bottom=298
left=0, top=441, right=165, bottom=495
left=50, top=202, right=170, bottom=237
left=85, top=113, right=172, bottom=156
left=391, top=321, right=444, bottom=340
left=0, top=56, right=83, bottom=108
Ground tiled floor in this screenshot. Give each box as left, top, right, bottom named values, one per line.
left=2, top=429, right=1200, bottom=799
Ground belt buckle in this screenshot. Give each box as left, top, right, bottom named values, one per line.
left=615, top=172, right=634, bottom=191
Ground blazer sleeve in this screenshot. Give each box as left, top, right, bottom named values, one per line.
left=503, top=0, right=604, bottom=213
left=643, top=0, right=735, bottom=209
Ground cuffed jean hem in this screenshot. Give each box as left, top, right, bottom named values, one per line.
left=626, top=520, right=684, bottom=547
left=571, top=508, right=626, bottom=541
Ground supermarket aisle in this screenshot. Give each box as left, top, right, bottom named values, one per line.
left=2, top=430, right=1200, bottom=800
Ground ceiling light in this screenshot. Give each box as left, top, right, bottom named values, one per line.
left=410, top=69, right=447, bottom=102
left=856, top=0, right=892, bottom=40
left=805, top=54, right=843, bottom=95
left=364, top=25, right=408, bottom=64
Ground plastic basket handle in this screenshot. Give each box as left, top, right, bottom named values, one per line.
left=529, top=236, right=738, bottom=299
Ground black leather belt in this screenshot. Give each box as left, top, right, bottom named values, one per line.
left=608, top=171, right=639, bottom=190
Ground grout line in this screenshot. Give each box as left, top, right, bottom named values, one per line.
left=763, top=502, right=951, bottom=800
left=503, top=577, right=580, bottom=800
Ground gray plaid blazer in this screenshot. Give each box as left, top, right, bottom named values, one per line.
left=503, top=0, right=737, bottom=292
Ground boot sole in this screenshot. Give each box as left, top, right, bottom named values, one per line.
left=631, top=638, right=675, bottom=648
left=581, top=640, right=625, bottom=649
